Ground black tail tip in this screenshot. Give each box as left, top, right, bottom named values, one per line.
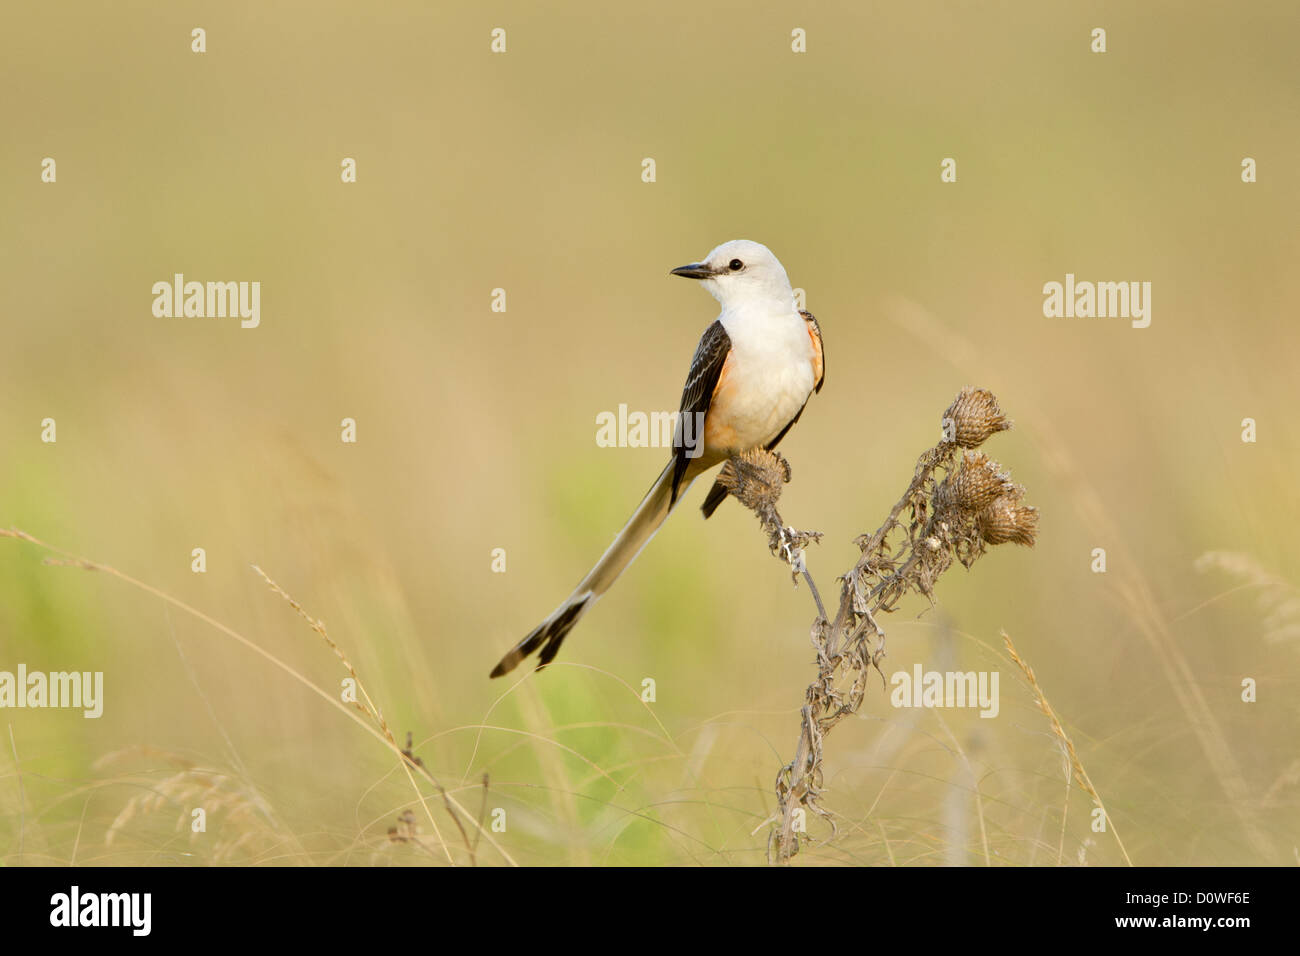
left=490, top=596, right=591, bottom=679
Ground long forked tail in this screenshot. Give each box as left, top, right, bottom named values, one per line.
left=490, top=461, right=691, bottom=677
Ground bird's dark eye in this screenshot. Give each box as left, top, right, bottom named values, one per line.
left=728, top=259, right=744, bottom=271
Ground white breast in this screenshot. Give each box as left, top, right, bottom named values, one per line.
left=717, top=307, right=816, bottom=450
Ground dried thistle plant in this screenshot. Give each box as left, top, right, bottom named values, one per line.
left=723, top=386, right=1038, bottom=863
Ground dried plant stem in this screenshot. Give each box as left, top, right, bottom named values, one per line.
left=718, top=389, right=1037, bottom=863
left=800, top=569, right=828, bottom=623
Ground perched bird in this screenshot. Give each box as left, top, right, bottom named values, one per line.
left=491, top=240, right=824, bottom=677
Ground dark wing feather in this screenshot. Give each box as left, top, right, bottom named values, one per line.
left=671, top=320, right=731, bottom=503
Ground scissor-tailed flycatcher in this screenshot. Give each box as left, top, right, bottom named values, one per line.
left=491, top=239, right=824, bottom=677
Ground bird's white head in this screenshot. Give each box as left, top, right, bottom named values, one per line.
left=671, top=239, right=795, bottom=313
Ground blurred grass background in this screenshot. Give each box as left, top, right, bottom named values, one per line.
left=1, top=0, right=1297, bottom=865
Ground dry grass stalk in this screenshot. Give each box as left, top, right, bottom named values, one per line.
left=252, top=566, right=385, bottom=721
left=1, top=527, right=510, bottom=866
left=249, top=565, right=477, bottom=863
left=721, top=387, right=1037, bottom=863
left=1001, top=631, right=1133, bottom=866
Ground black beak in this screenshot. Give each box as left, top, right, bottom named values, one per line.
left=670, top=262, right=714, bottom=280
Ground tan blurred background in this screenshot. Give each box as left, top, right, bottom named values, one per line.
left=1, top=1, right=1297, bottom=865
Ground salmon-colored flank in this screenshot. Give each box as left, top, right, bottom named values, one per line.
left=703, top=350, right=740, bottom=451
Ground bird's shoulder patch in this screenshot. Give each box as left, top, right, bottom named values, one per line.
left=801, top=310, right=825, bottom=393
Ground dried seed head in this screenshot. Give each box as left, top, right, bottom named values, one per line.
left=935, top=451, right=1018, bottom=515
left=978, top=496, right=1040, bottom=546
left=717, top=447, right=789, bottom=512
left=941, top=386, right=1012, bottom=448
